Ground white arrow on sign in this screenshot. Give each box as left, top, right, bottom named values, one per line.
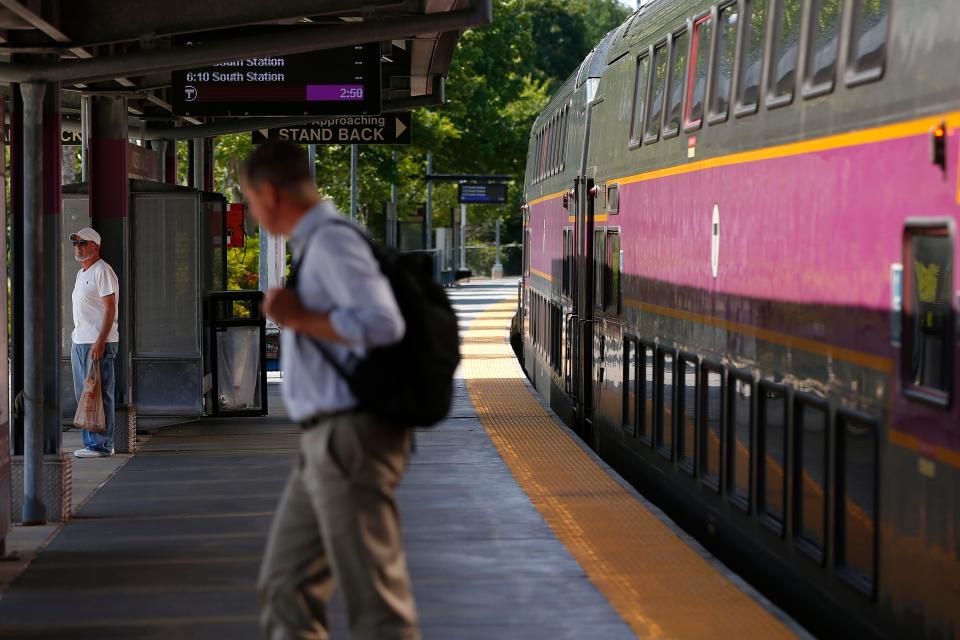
left=259, top=129, right=269, bottom=140
left=396, top=118, right=407, bottom=139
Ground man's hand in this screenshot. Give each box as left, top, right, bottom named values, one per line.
left=91, top=340, right=106, bottom=361
left=264, top=288, right=306, bottom=329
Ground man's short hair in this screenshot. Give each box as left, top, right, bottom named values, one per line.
left=241, top=141, right=312, bottom=191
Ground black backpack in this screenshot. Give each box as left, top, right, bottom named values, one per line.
left=288, top=218, right=460, bottom=427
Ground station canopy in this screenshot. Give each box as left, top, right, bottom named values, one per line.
left=0, top=0, right=489, bottom=138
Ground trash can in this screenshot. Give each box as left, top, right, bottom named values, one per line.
left=204, top=291, right=268, bottom=417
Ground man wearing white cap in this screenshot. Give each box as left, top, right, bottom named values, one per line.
left=69, top=227, right=120, bottom=457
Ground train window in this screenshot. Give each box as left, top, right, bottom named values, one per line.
left=664, top=28, right=688, bottom=138
left=768, top=0, right=802, bottom=106
left=902, top=224, right=954, bottom=405
left=605, top=230, right=621, bottom=312
left=758, top=382, right=788, bottom=534
left=736, top=0, right=768, bottom=116
left=728, top=374, right=753, bottom=510
left=641, top=343, right=655, bottom=444
left=523, top=229, right=530, bottom=277
left=645, top=41, right=668, bottom=143
left=630, top=53, right=651, bottom=146
left=607, top=184, right=620, bottom=214
left=685, top=14, right=713, bottom=130
left=847, top=0, right=888, bottom=84
left=710, top=2, right=739, bottom=122
left=559, top=107, right=569, bottom=171
left=594, top=230, right=605, bottom=310
left=623, top=337, right=639, bottom=437
left=657, top=349, right=675, bottom=459
left=677, top=355, right=697, bottom=475
left=561, top=229, right=571, bottom=297
left=794, top=395, right=829, bottom=562
left=804, top=0, right=842, bottom=96
left=836, top=411, right=878, bottom=596
left=700, top=363, right=723, bottom=492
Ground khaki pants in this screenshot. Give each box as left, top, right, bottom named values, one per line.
left=258, top=412, right=419, bottom=640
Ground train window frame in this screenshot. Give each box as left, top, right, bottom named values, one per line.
left=901, top=220, right=955, bottom=408
left=802, top=0, right=844, bottom=99
left=793, top=392, right=831, bottom=565
left=708, top=0, right=741, bottom=125
left=607, top=184, right=620, bottom=214
left=593, top=229, right=606, bottom=311
left=604, top=229, right=621, bottom=313
left=629, top=49, right=653, bottom=149
left=656, top=347, right=677, bottom=461
left=644, top=39, right=669, bottom=145
left=766, top=0, right=803, bottom=110
left=735, top=0, right=771, bottom=118
left=834, top=409, right=880, bottom=599
left=845, top=0, right=889, bottom=87
left=727, top=370, right=754, bottom=512
left=639, top=341, right=656, bottom=446
left=663, top=25, right=690, bottom=139
left=561, top=228, right=572, bottom=298
left=560, top=105, right=570, bottom=171
left=677, top=353, right=699, bottom=476
left=757, top=380, right=789, bottom=535
left=684, top=11, right=715, bottom=133
left=623, top=335, right=640, bottom=438
left=699, top=360, right=725, bottom=493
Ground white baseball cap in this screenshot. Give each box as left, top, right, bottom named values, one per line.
left=69, top=227, right=101, bottom=245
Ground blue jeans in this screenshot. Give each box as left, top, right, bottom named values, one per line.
left=70, top=342, right=118, bottom=453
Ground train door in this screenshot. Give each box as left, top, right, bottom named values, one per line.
left=574, top=172, right=597, bottom=439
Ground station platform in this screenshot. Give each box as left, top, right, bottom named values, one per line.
left=0, top=280, right=806, bottom=639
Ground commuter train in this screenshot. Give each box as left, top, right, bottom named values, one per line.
left=518, top=0, right=959, bottom=637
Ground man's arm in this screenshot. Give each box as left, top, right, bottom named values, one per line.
left=91, top=294, right=116, bottom=360
left=263, top=289, right=346, bottom=343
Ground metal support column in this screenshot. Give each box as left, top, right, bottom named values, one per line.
left=10, top=87, right=24, bottom=457
left=349, top=144, right=358, bottom=222
left=202, top=138, right=215, bottom=192
left=192, top=139, right=204, bottom=191
left=425, top=153, right=432, bottom=250
left=492, top=218, right=503, bottom=279
left=88, top=95, right=134, bottom=454
left=21, top=82, right=46, bottom=525
left=163, top=140, right=178, bottom=185
left=80, top=95, right=90, bottom=182
left=41, top=81, right=62, bottom=459
left=388, top=151, right=398, bottom=249
left=308, top=144, right=317, bottom=183
left=459, top=203, right=467, bottom=272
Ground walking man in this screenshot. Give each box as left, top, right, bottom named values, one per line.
left=69, top=227, right=119, bottom=458
left=241, top=141, right=419, bottom=640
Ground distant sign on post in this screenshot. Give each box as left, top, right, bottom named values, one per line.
left=458, top=183, right=508, bottom=205
left=171, top=43, right=381, bottom=116
left=251, top=113, right=412, bottom=146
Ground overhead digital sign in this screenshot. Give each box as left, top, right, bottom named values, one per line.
left=458, top=183, right=508, bottom=205
left=172, top=43, right=381, bottom=117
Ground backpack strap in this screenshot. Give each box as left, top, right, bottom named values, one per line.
left=285, top=216, right=370, bottom=384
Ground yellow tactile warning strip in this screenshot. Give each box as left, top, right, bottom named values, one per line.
left=462, top=300, right=797, bottom=640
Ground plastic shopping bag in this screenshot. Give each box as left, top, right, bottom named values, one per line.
left=74, top=362, right=106, bottom=433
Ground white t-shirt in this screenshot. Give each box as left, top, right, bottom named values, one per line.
left=71, top=260, right=120, bottom=344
